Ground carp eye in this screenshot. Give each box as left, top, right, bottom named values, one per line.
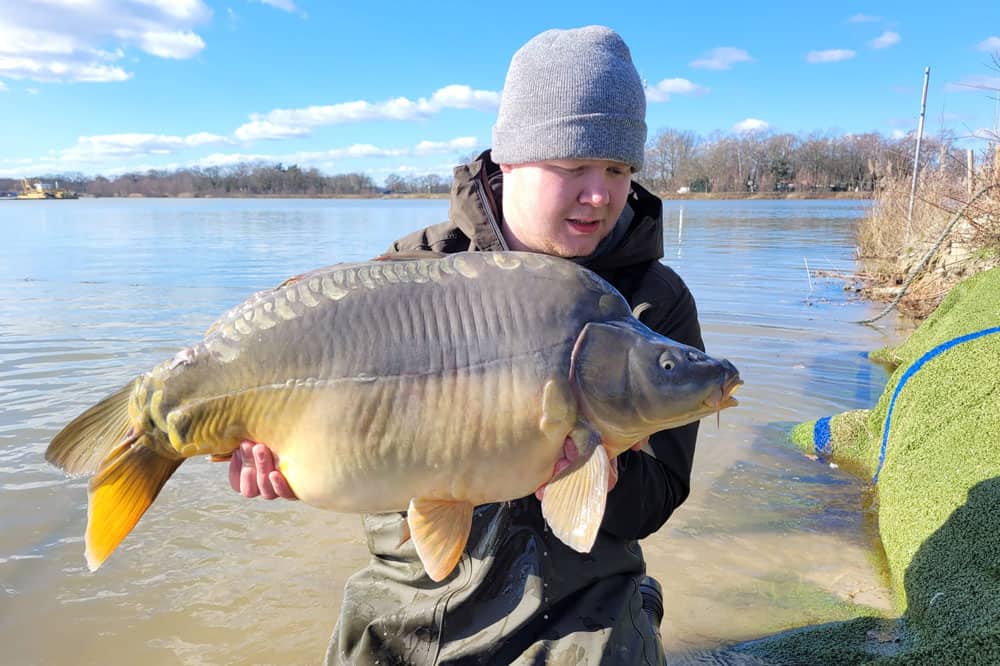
left=658, top=352, right=675, bottom=371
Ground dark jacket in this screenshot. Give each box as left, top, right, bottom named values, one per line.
left=328, top=152, right=703, bottom=665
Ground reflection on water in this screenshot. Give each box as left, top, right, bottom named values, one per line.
left=0, top=198, right=910, bottom=663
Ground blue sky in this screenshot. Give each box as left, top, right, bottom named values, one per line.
left=1, top=1, right=999, bottom=182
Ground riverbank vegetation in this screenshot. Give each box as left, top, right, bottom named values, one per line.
left=0, top=166, right=449, bottom=199
left=855, top=151, right=999, bottom=319
left=1, top=128, right=977, bottom=200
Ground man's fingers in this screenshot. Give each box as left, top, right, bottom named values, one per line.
left=228, top=449, right=243, bottom=492
left=253, top=444, right=277, bottom=500
left=269, top=471, right=298, bottom=500
left=240, top=465, right=261, bottom=498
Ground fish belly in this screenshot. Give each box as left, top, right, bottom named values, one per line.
left=260, top=365, right=572, bottom=513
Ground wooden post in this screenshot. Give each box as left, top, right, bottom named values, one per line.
left=906, top=66, right=930, bottom=244
left=967, top=149, right=975, bottom=198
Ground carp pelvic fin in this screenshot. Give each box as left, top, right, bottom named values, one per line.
left=85, top=438, right=183, bottom=571
left=541, top=426, right=608, bottom=553
left=406, top=498, right=473, bottom=582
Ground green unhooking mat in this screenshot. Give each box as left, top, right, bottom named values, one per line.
left=707, top=267, right=1000, bottom=664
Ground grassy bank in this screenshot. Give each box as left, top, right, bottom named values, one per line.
left=679, top=268, right=1000, bottom=664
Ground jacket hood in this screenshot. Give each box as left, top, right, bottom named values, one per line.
left=450, top=151, right=664, bottom=272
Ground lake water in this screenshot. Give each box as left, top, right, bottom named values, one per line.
left=0, top=198, right=911, bottom=664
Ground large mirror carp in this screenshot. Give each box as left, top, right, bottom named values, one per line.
left=47, top=252, right=741, bottom=581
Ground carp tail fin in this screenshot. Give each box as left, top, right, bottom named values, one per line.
left=46, top=382, right=135, bottom=476
left=86, top=440, right=183, bottom=571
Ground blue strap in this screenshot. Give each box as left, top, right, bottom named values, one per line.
left=874, top=326, right=1000, bottom=484
left=813, top=416, right=833, bottom=457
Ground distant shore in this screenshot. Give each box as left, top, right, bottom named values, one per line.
left=43, top=191, right=873, bottom=201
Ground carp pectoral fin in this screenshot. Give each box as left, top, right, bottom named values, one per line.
left=541, top=427, right=608, bottom=553
left=85, top=441, right=183, bottom=571
left=406, top=498, right=473, bottom=582
left=396, top=522, right=412, bottom=548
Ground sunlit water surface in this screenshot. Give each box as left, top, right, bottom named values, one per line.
left=0, top=198, right=911, bottom=663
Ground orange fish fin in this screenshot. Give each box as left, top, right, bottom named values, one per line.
left=85, top=440, right=183, bottom=571
left=209, top=453, right=233, bottom=462
left=540, top=427, right=608, bottom=553
left=46, top=382, right=134, bottom=476
left=406, top=498, right=473, bottom=582
left=397, top=521, right=412, bottom=548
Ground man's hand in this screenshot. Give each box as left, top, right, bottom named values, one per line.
left=534, top=436, right=648, bottom=501
left=227, top=441, right=298, bottom=500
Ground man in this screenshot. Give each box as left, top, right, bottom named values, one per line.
left=231, top=26, right=703, bottom=665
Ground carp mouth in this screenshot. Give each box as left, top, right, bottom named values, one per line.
left=702, top=375, right=743, bottom=412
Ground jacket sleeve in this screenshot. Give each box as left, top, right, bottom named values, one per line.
left=599, top=266, right=704, bottom=541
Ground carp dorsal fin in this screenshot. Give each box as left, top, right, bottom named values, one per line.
left=632, top=301, right=653, bottom=321
left=406, top=498, right=473, bottom=582
left=373, top=250, right=447, bottom=262
left=540, top=425, right=608, bottom=553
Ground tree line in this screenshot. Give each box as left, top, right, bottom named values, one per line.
left=2, top=129, right=991, bottom=198
left=638, top=128, right=988, bottom=195
left=0, top=164, right=450, bottom=198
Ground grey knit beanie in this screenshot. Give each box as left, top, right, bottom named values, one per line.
left=492, top=26, right=647, bottom=171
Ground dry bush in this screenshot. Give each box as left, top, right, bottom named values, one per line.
left=857, top=165, right=1000, bottom=318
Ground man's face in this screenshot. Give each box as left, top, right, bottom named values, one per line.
left=500, top=159, right=632, bottom=258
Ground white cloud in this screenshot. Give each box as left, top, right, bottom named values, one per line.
left=806, top=49, right=856, bottom=64
left=413, top=137, right=478, bottom=156
left=870, top=31, right=900, bottom=49
left=733, top=118, right=769, bottom=133
left=134, top=30, right=205, bottom=59
left=0, top=0, right=211, bottom=83
left=978, top=36, right=1000, bottom=52
left=0, top=80, right=7, bottom=92
left=944, top=75, right=1000, bottom=93
left=234, top=85, right=499, bottom=141
left=61, top=132, right=231, bottom=160
left=645, top=78, right=708, bottom=103
left=848, top=14, right=880, bottom=23
left=892, top=129, right=906, bottom=139
left=5, top=134, right=479, bottom=177
left=257, top=0, right=299, bottom=12
left=689, top=47, right=752, bottom=71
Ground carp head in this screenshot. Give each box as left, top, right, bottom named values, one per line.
left=569, top=319, right=741, bottom=453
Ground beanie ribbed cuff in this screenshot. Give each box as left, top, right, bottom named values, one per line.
left=492, top=114, right=646, bottom=172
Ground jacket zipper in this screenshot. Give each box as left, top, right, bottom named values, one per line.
left=474, top=171, right=508, bottom=251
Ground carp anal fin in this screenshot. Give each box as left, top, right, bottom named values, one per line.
left=406, top=498, right=473, bottom=582
left=86, top=441, right=183, bottom=571
left=541, top=427, right=608, bottom=553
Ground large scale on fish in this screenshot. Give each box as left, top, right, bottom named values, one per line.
left=47, top=252, right=741, bottom=581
